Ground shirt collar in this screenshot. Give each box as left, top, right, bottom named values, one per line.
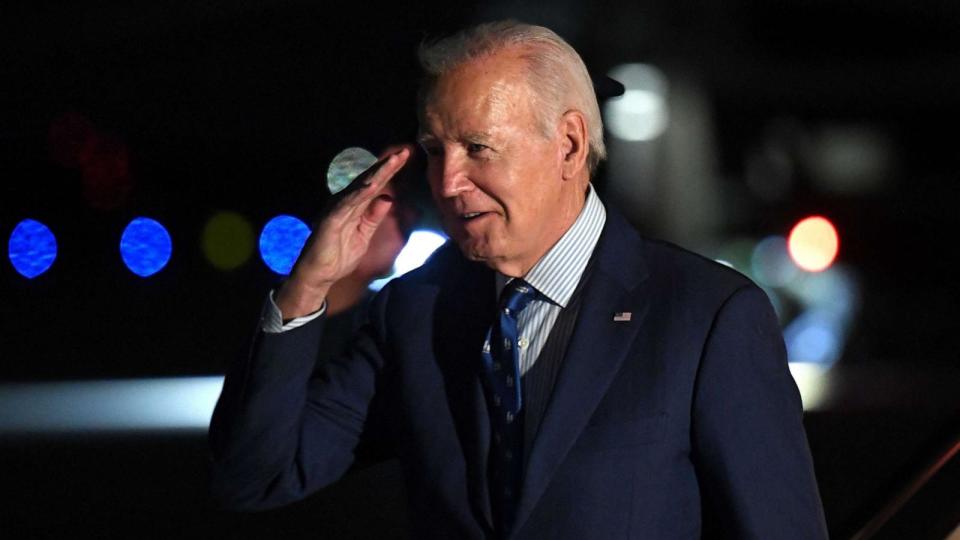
left=497, top=184, right=606, bottom=308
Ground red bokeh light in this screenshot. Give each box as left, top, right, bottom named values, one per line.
left=788, top=216, right=840, bottom=272
left=48, top=112, right=134, bottom=210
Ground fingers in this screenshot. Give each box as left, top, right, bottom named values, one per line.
left=362, top=146, right=411, bottom=194
left=330, top=147, right=410, bottom=214
left=346, top=151, right=408, bottom=223
left=358, top=194, right=396, bottom=238
left=313, top=148, right=408, bottom=244
left=378, top=143, right=416, bottom=161
left=281, top=146, right=410, bottom=303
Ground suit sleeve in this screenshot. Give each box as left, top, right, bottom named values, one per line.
left=207, top=286, right=393, bottom=511
left=691, top=284, right=828, bottom=539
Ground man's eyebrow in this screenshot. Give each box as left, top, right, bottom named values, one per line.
left=417, top=132, right=494, bottom=146
left=461, top=132, right=494, bottom=144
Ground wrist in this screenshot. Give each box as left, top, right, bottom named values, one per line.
left=275, top=277, right=331, bottom=319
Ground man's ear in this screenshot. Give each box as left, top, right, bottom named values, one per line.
left=559, top=110, right=588, bottom=181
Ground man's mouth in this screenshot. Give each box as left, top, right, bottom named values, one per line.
left=460, top=212, right=488, bottom=221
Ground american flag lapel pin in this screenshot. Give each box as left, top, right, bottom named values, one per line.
left=613, top=311, right=632, bottom=322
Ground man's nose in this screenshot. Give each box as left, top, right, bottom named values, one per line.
left=437, top=155, right=473, bottom=198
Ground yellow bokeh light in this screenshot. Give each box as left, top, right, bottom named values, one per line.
left=202, top=211, right=254, bottom=270
left=788, top=216, right=839, bottom=272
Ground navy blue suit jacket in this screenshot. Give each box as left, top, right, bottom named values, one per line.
left=210, top=208, right=828, bottom=539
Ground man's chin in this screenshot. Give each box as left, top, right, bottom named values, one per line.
left=453, top=235, right=514, bottom=270
left=461, top=247, right=488, bottom=263
left=461, top=245, right=519, bottom=275
left=455, top=240, right=492, bottom=264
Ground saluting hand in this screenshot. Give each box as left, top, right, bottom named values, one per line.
left=275, top=146, right=412, bottom=319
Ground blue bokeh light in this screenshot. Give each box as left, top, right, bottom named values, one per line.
left=784, top=309, right=842, bottom=365
left=8, top=219, right=57, bottom=278
left=751, top=235, right=799, bottom=288
left=259, top=215, right=311, bottom=275
left=120, top=217, right=172, bottom=277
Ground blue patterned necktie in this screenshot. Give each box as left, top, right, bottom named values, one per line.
left=481, top=278, right=539, bottom=536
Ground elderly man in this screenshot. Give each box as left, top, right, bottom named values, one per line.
left=210, top=20, right=828, bottom=539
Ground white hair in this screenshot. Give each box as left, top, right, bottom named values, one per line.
left=418, top=20, right=606, bottom=175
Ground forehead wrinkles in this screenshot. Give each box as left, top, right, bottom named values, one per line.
left=423, top=53, right=538, bottom=137
left=484, top=77, right=521, bottom=123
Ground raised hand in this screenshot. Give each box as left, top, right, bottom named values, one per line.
left=275, top=146, right=411, bottom=319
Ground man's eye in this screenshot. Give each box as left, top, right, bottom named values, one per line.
left=466, top=143, right=488, bottom=154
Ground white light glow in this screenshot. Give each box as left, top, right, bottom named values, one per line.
left=788, top=362, right=831, bottom=411
left=604, top=63, right=669, bottom=142
left=0, top=376, right=224, bottom=433
left=369, top=229, right=447, bottom=291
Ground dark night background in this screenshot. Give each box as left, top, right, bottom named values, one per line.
left=1, top=1, right=958, bottom=538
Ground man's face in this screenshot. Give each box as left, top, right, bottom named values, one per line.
left=419, top=48, right=581, bottom=277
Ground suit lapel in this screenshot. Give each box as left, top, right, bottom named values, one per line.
left=512, top=211, right=651, bottom=536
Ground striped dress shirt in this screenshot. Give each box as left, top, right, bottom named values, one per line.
left=497, top=185, right=606, bottom=375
